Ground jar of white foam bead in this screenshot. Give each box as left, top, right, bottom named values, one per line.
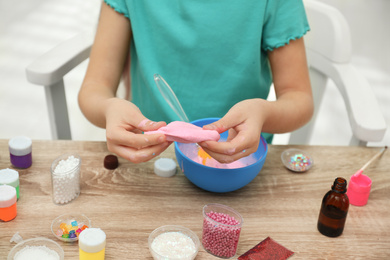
left=51, top=154, right=81, bottom=205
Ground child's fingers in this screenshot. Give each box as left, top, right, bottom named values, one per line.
left=137, top=118, right=166, bottom=132
left=107, top=127, right=167, bottom=150
left=110, top=141, right=171, bottom=163
left=200, top=130, right=259, bottom=163
left=203, top=110, right=242, bottom=133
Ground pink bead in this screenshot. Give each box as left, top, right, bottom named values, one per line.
left=56, top=229, right=63, bottom=236
left=202, top=212, right=241, bottom=258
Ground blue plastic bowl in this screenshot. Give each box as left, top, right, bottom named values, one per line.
left=174, top=118, right=268, bottom=193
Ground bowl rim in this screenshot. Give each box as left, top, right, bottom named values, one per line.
left=148, top=225, right=200, bottom=259
left=51, top=213, right=91, bottom=242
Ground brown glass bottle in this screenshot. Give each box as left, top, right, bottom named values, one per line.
left=317, top=177, right=349, bottom=237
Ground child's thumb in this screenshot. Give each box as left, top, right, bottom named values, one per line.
left=203, top=116, right=236, bottom=134
left=137, top=118, right=166, bottom=131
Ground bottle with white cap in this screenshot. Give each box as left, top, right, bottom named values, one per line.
left=0, top=184, right=17, bottom=222
left=8, top=136, right=32, bottom=168
left=0, top=169, right=20, bottom=200
left=79, top=228, right=106, bottom=260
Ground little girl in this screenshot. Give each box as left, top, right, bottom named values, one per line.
left=78, top=0, right=313, bottom=163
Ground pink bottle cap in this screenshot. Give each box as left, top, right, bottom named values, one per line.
left=347, top=173, right=372, bottom=206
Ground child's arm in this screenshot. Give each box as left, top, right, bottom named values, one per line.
left=78, top=3, right=169, bottom=163
left=201, top=37, right=313, bottom=163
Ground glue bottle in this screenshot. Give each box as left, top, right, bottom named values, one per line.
left=317, top=177, right=349, bottom=237
left=79, top=228, right=106, bottom=260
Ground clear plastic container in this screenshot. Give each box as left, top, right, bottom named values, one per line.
left=281, top=148, right=313, bottom=172
left=51, top=213, right=91, bottom=242
left=202, top=204, right=243, bottom=259
left=51, top=153, right=81, bottom=205
left=148, top=225, right=200, bottom=260
left=8, top=237, right=64, bottom=260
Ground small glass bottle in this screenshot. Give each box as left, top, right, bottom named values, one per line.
left=317, top=177, right=349, bottom=237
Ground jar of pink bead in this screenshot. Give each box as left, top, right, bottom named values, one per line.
left=202, top=203, right=243, bottom=258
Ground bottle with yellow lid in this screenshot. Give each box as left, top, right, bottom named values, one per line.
left=79, top=228, right=106, bottom=260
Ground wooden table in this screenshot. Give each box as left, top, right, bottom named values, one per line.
left=0, top=140, right=389, bottom=259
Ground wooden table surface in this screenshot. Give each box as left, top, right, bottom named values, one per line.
left=0, top=140, right=389, bottom=259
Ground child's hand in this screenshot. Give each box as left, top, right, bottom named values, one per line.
left=104, top=98, right=171, bottom=163
left=200, top=99, right=266, bottom=163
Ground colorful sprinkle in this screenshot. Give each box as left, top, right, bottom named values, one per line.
left=56, top=220, right=88, bottom=240
left=287, top=153, right=312, bottom=172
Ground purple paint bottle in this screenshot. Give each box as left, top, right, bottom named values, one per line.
left=8, top=136, right=32, bottom=169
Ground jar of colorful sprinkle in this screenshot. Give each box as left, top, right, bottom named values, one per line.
left=202, top=203, right=243, bottom=258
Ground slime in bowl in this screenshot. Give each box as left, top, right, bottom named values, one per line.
left=175, top=118, right=268, bottom=193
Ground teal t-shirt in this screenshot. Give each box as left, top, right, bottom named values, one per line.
left=104, top=0, right=310, bottom=143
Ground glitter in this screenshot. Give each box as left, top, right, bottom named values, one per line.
left=150, top=231, right=197, bottom=259
left=281, top=149, right=313, bottom=172
left=238, top=237, right=294, bottom=260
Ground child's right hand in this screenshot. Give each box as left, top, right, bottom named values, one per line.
left=104, top=98, right=171, bottom=163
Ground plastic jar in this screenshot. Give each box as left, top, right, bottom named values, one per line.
left=51, top=154, right=81, bottom=205
left=8, top=136, right=32, bottom=169
left=0, top=184, right=17, bottom=222
left=79, top=228, right=106, bottom=260
left=202, top=203, right=243, bottom=258
left=0, top=169, right=20, bottom=200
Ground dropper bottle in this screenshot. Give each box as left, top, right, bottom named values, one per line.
left=317, top=177, right=349, bottom=237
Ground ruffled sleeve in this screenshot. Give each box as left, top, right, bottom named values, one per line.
left=104, top=0, right=129, bottom=19
left=262, top=0, right=310, bottom=51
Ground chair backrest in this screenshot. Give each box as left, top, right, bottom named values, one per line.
left=286, top=0, right=387, bottom=146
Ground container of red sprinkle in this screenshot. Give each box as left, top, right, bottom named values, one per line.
left=202, top=203, right=243, bottom=259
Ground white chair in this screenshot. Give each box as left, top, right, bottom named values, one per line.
left=288, top=0, right=386, bottom=146
left=26, top=0, right=387, bottom=145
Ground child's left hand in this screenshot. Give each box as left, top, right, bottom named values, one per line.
left=199, top=99, right=266, bottom=163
